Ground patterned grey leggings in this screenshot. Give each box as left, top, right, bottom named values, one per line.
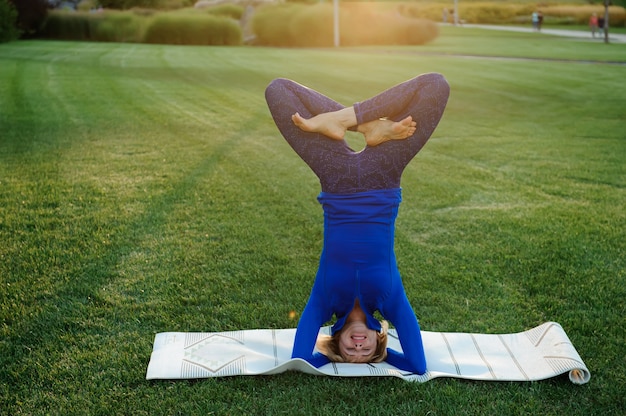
left=264, top=73, right=450, bottom=194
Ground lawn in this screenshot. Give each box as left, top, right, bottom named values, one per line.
left=0, top=27, right=625, bottom=415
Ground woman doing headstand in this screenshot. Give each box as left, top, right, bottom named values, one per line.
left=264, top=73, right=450, bottom=374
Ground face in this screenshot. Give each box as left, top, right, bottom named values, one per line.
left=337, top=310, right=379, bottom=363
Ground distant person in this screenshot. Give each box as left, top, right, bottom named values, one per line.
left=531, top=11, right=539, bottom=31
left=589, top=13, right=599, bottom=38
left=537, top=11, right=543, bottom=31
left=598, top=16, right=605, bottom=37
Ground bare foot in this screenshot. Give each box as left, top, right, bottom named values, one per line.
left=359, top=116, right=416, bottom=147
left=292, top=107, right=357, bottom=141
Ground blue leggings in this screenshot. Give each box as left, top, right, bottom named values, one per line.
left=264, top=73, right=450, bottom=194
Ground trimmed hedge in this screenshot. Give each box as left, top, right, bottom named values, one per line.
left=143, top=13, right=241, bottom=45
left=40, top=9, right=242, bottom=45
left=252, top=2, right=439, bottom=47
left=42, top=10, right=150, bottom=42
left=250, top=2, right=301, bottom=47
left=197, top=3, right=244, bottom=20
left=42, top=11, right=99, bottom=41
left=94, top=11, right=148, bottom=42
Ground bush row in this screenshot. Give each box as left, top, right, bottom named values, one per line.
left=530, top=5, right=625, bottom=26
left=252, top=2, right=439, bottom=47
left=400, top=2, right=625, bottom=27
left=40, top=7, right=243, bottom=45
left=34, top=1, right=626, bottom=47
left=180, top=3, right=244, bottom=20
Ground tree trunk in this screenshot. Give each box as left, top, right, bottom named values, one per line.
left=603, top=0, right=610, bottom=44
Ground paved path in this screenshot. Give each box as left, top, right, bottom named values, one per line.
left=460, top=24, right=626, bottom=43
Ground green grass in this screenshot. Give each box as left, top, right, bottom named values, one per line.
left=0, top=28, right=625, bottom=415
left=532, top=24, right=626, bottom=34
left=417, top=25, right=626, bottom=61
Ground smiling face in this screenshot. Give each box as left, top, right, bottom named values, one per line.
left=315, top=303, right=389, bottom=364
left=338, top=320, right=379, bottom=363
left=337, top=300, right=379, bottom=363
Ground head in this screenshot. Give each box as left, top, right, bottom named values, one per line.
left=316, top=320, right=389, bottom=364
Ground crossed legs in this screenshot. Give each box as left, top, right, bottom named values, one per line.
left=265, top=73, right=450, bottom=194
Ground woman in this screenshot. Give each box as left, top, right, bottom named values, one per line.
left=264, top=73, right=450, bottom=374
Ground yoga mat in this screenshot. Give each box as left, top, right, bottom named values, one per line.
left=146, top=321, right=589, bottom=384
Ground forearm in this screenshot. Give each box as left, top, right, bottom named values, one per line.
left=382, top=291, right=427, bottom=374
left=291, top=294, right=331, bottom=367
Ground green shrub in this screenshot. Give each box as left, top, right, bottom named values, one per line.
left=0, top=0, right=20, bottom=42
left=287, top=3, right=333, bottom=47
left=340, top=2, right=438, bottom=46
left=153, top=0, right=195, bottom=10
left=128, top=8, right=157, bottom=17
left=99, top=0, right=193, bottom=11
left=92, top=11, right=148, bottom=42
left=41, top=11, right=94, bottom=40
left=252, top=2, right=438, bottom=47
left=100, top=0, right=160, bottom=9
left=252, top=3, right=303, bottom=47
left=143, top=13, right=242, bottom=45
left=202, top=4, right=244, bottom=20
left=399, top=2, right=532, bottom=24
left=459, top=3, right=532, bottom=23
left=9, top=0, right=48, bottom=37
left=42, top=10, right=147, bottom=43
left=41, top=9, right=242, bottom=44
left=77, top=0, right=99, bottom=12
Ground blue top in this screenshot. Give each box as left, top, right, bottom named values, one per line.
left=291, top=188, right=427, bottom=374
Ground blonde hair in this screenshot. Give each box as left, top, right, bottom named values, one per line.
left=315, top=320, right=389, bottom=363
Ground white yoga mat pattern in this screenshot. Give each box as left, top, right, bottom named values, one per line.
left=146, top=321, right=589, bottom=384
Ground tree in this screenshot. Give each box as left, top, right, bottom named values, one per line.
left=8, top=0, right=48, bottom=38
left=603, top=0, right=610, bottom=44
left=0, top=0, right=20, bottom=42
